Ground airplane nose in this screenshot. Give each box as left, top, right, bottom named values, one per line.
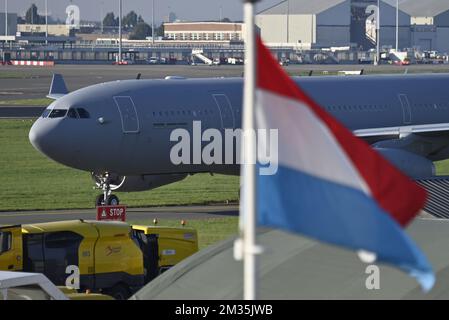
left=29, top=118, right=58, bottom=156
left=29, top=117, right=84, bottom=169
left=29, top=119, right=45, bottom=153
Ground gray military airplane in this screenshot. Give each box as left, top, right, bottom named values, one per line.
left=29, top=73, right=449, bottom=206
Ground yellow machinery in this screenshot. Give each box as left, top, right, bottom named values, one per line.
left=0, top=220, right=198, bottom=299
left=132, top=225, right=198, bottom=272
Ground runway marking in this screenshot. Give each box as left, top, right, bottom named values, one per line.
left=0, top=206, right=239, bottom=218
left=0, top=211, right=94, bottom=218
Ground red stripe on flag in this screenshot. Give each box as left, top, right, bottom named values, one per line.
left=256, top=37, right=427, bottom=226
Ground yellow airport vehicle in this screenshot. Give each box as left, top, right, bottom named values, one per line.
left=0, top=220, right=198, bottom=299
left=0, top=271, right=114, bottom=300
left=132, top=225, right=198, bottom=272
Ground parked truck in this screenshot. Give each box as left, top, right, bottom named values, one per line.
left=0, top=220, right=198, bottom=299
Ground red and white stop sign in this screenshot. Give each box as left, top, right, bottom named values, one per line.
left=96, top=206, right=127, bottom=222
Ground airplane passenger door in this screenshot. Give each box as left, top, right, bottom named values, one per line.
left=113, top=96, right=140, bottom=133
left=212, top=94, right=235, bottom=129
left=398, top=94, right=412, bottom=124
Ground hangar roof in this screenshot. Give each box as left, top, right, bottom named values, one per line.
left=384, top=0, right=449, bottom=18
left=132, top=218, right=449, bottom=300
left=258, top=0, right=348, bottom=15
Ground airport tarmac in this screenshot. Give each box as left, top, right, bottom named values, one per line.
left=1, top=63, right=449, bottom=101
left=0, top=204, right=238, bottom=225
left=0, top=106, right=45, bottom=118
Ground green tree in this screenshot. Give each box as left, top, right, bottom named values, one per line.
left=129, top=22, right=152, bottom=40
left=25, top=4, right=45, bottom=24
left=123, top=11, right=138, bottom=28
left=221, top=17, right=231, bottom=23
left=103, top=12, right=118, bottom=27
left=138, top=15, right=144, bottom=24
left=155, top=23, right=164, bottom=37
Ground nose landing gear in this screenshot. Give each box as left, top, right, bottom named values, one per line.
left=95, top=193, right=120, bottom=207
left=92, top=172, right=124, bottom=206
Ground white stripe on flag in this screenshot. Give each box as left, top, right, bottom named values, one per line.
left=256, top=89, right=371, bottom=195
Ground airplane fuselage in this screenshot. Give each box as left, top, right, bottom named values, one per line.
left=29, top=74, right=449, bottom=178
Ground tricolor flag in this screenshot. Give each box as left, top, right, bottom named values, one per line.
left=255, top=38, right=434, bottom=291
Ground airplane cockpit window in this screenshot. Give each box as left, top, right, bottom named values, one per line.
left=67, top=108, right=79, bottom=119
left=41, top=108, right=51, bottom=118
left=76, top=108, right=90, bottom=119
left=48, top=109, right=68, bottom=118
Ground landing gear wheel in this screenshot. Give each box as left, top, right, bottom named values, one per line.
left=95, top=195, right=104, bottom=207
left=106, top=194, right=120, bottom=206
left=92, top=172, right=124, bottom=208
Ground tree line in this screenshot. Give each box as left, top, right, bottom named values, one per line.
left=103, top=11, right=163, bottom=40
left=16, top=4, right=232, bottom=40
left=16, top=3, right=162, bottom=40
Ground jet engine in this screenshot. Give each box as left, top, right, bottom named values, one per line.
left=92, top=173, right=188, bottom=192
left=374, top=148, right=435, bottom=178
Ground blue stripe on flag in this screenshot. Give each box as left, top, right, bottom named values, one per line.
left=257, top=164, right=435, bottom=291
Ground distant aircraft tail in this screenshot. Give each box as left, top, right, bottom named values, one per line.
left=47, top=74, right=69, bottom=100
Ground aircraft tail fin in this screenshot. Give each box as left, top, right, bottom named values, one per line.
left=47, top=74, right=69, bottom=100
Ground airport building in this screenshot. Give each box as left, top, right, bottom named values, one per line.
left=163, top=22, right=244, bottom=42
left=256, top=0, right=352, bottom=48
left=256, top=0, right=449, bottom=52
left=0, top=12, right=18, bottom=39
left=17, top=24, right=73, bottom=37
left=398, top=0, right=449, bottom=52
left=255, top=0, right=412, bottom=49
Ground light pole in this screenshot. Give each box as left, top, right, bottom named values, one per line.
left=45, top=0, right=48, bottom=45
left=152, top=0, right=155, bottom=45
left=100, top=1, right=104, bottom=34
left=286, top=0, right=290, bottom=43
left=5, top=0, right=8, bottom=44
left=395, top=0, right=399, bottom=51
left=375, top=0, right=380, bottom=65
left=118, top=0, right=122, bottom=62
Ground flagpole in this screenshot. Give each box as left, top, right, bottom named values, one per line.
left=118, top=0, right=122, bottom=63
left=242, top=0, right=259, bottom=300
left=375, top=0, right=380, bottom=65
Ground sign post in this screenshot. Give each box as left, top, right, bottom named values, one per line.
left=96, top=206, right=127, bottom=222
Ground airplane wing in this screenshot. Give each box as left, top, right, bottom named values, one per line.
left=354, top=123, right=449, bottom=139
left=47, top=74, right=69, bottom=100
left=354, top=123, right=449, bottom=163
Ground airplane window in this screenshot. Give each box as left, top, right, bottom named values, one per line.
left=67, top=108, right=79, bottom=119
left=76, top=108, right=90, bottom=119
left=48, top=109, right=67, bottom=118
left=41, top=108, right=51, bottom=118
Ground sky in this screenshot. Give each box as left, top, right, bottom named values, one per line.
left=5, top=0, right=280, bottom=24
